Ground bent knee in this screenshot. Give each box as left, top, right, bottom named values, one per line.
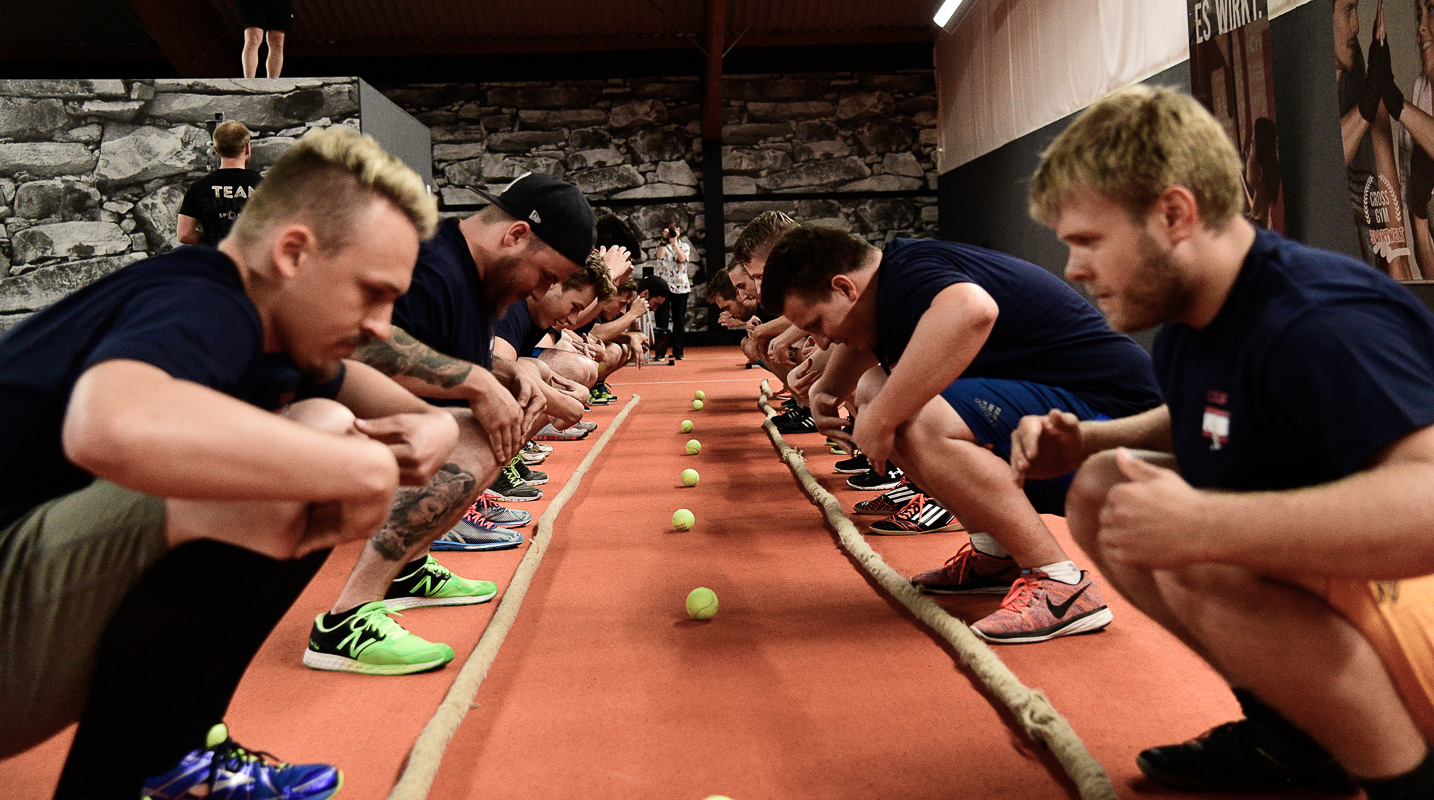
left=284, top=398, right=356, bottom=435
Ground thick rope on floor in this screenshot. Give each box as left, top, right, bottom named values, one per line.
left=758, top=383, right=1117, bottom=800
left=387, top=395, right=641, bottom=800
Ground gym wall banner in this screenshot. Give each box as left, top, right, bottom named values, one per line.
left=1332, top=0, right=1434, bottom=280
left=1189, top=0, right=1286, bottom=234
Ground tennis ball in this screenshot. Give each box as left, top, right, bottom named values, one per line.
left=681, top=468, right=699, bottom=486
left=680, top=419, right=694, bottom=433
left=692, top=399, right=704, bottom=410
left=686, top=587, right=718, bottom=620
left=694, top=390, right=706, bottom=400
left=672, top=508, right=695, bottom=530
left=686, top=438, right=702, bottom=455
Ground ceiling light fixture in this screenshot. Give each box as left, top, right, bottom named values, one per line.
left=933, top=0, right=971, bottom=29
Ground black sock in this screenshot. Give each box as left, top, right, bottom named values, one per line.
left=401, top=555, right=428, bottom=574
left=1361, top=750, right=1434, bottom=800
left=1234, top=689, right=1335, bottom=756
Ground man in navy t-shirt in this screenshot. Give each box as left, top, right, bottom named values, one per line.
left=1016, top=86, right=1434, bottom=798
left=306, top=173, right=598, bottom=676
left=0, top=128, right=454, bottom=799
left=492, top=252, right=617, bottom=404
left=761, top=226, right=1162, bottom=645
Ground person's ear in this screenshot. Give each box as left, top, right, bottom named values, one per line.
left=270, top=224, right=315, bottom=280
left=830, top=273, right=860, bottom=302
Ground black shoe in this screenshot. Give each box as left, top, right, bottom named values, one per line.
left=846, top=463, right=904, bottom=491
left=513, top=459, right=548, bottom=486
left=773, top=406, right=818, bottom=435
left=1137, top=693, right=1355, bottom=794
left=834, top=453, right=870, bottom=474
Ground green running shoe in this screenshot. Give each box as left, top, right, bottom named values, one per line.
left=384, top=554, right=498, bottom=610
left=303, top=601, right=454, bottom=676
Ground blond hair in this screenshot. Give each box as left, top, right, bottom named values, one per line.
left=213, top=120, right=251, bottom=159
left=231, top=126, right=438, bottom=252
left=1029, top=85, right=1244, bottom=228
left=732, top=210, right=798, bottom=265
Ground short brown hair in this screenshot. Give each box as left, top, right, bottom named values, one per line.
left=230, top=126, right=438, bottom=252
left=759, top=225, right=877, bottom=316
left=704, top=266, right=737, bottom=302
left=1030, top=85, right=1244, bottom=228
left=213, top=121, right=251, bottom=159
left=572, top=251, right=618, bottom=300
left=732, top=211, right=798, bottom=266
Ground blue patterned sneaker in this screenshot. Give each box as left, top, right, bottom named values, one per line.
left=142, top=723, right=341, bottom=799
left=432, top=505, right=524, bottom=552
left=384, top=555, right=498, bottom=610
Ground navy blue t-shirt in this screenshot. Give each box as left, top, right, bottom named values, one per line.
left=0, top=246, right=331, bottom=527
left=1156, top=228, right=1434, bottom=491
left=392, top=218, right=494, bottom=370
left=493, top=299, right=547, bottom=357
left=874, top=238, right=1161, bottom=418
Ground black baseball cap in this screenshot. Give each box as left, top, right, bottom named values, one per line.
left=475, top=173, right=597, bottom=267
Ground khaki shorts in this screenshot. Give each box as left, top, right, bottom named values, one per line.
left=0, top=481, right=167, bottom=757
left=1328, top=575, right=1434, bottom=741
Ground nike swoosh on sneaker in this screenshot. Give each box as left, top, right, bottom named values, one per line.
left=1046, top=584, right=1090, bottom=618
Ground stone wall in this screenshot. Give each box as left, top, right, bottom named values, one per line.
left=0, top=78, right=359, bottom=333
left=378, top=70, right=938, bottom=333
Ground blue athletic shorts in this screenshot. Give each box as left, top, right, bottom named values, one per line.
left=939, top=377, right=1109, bottom=515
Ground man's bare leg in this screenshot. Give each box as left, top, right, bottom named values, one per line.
left=857, top=368, right=1067, bottom=566
left=328, top=410, right=499, bottom=615
left=265, top=30, right=284, bottom=78
left=1067, top=450, right=1428, bottom=781
left=241, top=27, right=263, bottom=78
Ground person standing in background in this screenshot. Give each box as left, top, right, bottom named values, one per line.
left=242, top=0, right=292, bottom=78
left=177, top=121, right=262, bottom=247
left=651, top=219, right=692, bottom=360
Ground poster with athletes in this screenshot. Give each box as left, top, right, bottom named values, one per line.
left=1331, top=0, right=1434, bottom=280
left=1189, top=0, right=1285, bottom=234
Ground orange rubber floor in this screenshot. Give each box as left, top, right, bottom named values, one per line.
left=2, top=347, right=1329, bottom=799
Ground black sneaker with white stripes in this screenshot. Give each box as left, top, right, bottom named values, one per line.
left=868, top=494, right=964, bottom=535
left=853, top=480, right=918, bottom=515
left=773, top=406, right=818, bottom=435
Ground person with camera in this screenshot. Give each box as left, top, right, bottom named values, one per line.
left=651, top=219, right=692, bottom=360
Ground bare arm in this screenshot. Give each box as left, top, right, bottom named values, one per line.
left=353, top=326, right=526, bottom=462
left=63, top=359, right=397, bottom=503
left=176, top=215, right=204, bottom=245
left=1011, top=405, right=1172, bottom=484
left=592, top=297, right=649, bottom=341
left=853, top=283, right=996, bottom=469
left=1100, top=425, right=1434, bottom=579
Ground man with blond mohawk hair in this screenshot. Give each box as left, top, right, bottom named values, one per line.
left=0, top=126, right=448, bottom=799
left=1014, top=84, right=1434, bottom=798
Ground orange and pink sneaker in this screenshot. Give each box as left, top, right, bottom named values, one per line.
left=971, top=570, right=1113, bottom=644
left=909, top=542, right=1021, bottom=594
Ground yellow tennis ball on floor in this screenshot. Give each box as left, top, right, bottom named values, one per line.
left=692, top=399, right=704, bottom=410
left=680, top=419, right=694, bottom=433
left=686, top=439, right=702, bottom=455
left=681, top=468, right=699, bottom=486
left=672, top=508, right=695, bottom=530
left=694, top=390, right=706, bottom=400
left=686, top=587, right=718, bottom=620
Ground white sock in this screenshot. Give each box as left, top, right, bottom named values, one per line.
left=968, top=532, right=1010, bottom=559
left=1035, top=560, right=1082, bottom=584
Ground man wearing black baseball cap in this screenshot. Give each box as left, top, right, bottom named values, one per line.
left=304, top=172, right=599, bottom=677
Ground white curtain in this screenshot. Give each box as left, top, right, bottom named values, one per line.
left=934, top=0, right=1313, bottom=174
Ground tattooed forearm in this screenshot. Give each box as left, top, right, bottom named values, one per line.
left=354, top=327, right=474, bottom=389
left=369, top=463, right=478, bottom=560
